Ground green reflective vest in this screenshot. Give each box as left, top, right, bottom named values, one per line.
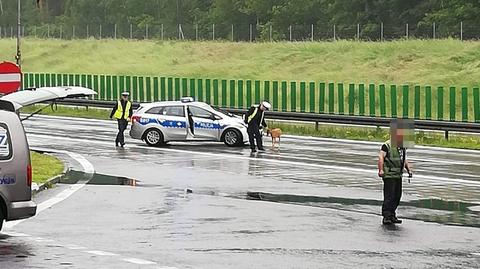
left=113, top=100, right=131, bottom=120
left=383, top=140, right=404, bottom=179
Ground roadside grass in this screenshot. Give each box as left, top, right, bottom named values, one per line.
left=268, top=121, right=480, bottom=150
left=1, top=38, right=480, bottom=87
left=31, top=151, right=64, bottom=184
left=21, top=104, right=480, bottom=150
left=21, top=105, right=110, bottom=120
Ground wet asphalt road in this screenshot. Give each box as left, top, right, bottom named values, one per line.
left=1, top=115, right=480, bottom=268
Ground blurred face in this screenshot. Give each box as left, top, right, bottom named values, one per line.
left=393, top=129, right=404, bottom=147
left=260, top=105, right=266, bottom=111
left=122, top=95, right=129, bottom=101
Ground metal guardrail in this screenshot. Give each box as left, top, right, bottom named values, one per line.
left=56, top=98, right=480, bottom=139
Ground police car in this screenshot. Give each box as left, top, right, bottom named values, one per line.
left=130, top=97, right=249, bottom=147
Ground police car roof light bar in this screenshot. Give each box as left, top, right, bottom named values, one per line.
left=180, top=97, right=195, bottom=103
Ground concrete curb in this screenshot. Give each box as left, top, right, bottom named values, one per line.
left=31, top=151, right=70, bottom=195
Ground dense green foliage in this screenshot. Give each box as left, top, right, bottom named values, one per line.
left=1, top=1, right=480, bottom=40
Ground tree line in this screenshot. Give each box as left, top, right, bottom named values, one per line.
left=0, top=0, right=479, bottom=40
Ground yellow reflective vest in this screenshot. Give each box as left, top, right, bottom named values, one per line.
left=113, top=100, right=131, bottom=120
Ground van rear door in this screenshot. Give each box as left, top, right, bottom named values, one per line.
left=0, top=112, right=33, bottom=219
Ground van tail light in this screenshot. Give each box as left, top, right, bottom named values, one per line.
left=131, top=115, right=141, bottom=123
left=27, top=164, right=32, bottom=187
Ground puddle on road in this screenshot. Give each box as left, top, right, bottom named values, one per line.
left=59, top=170, right=138, bottom=186
left=54, top=171, right=480, bottom=228
left=247, top=192, right=480, bottom=228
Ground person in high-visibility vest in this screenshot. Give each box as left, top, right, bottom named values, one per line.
left=110, top=92, right=133, bottom=147
left=378, top=119, right=413, bottom=225
left=244, top=101, right=271, bottom=153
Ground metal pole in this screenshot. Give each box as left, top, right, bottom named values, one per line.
left=381, top=22, right=384, bottom=41
left=406, top=23, right=409, bottom=39
left=311, top=24, right=314, bottom=42
left=47, top=24, right=49, bottom=38
left=231, top=24, right=234, bottom=42
left=114, top=24, right=117, bottom=39
left=195, top=24, right=198, bottom=41
left=289, top=25, right=292, bottom=41
left=460, top=21, right=463, bottom=41
left=269, top=24, right=272, bottom=42
left=34, top=25, right=36, bottom=38
left=333, top=25, right=336, bottom=40
left=433, top=22, right=436, bottom=39
left=212, top=23, right=215, bottom=40
left=146, top=24, right=148, bottom=39
left=73, top=25, right=75, bottom=39
left=60, top=25, right=62, bottom=39
left=87, top=25, right=89, bottom=38
left=161, top=24, right=164, bottom=40
left=357, top=23, right=360, bottom=40
left=130, top=24, right=132, bottom=39
left=16, top=0, right=21, bottom=66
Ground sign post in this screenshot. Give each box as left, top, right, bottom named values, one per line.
left=0, top=62, right=22, bottom=95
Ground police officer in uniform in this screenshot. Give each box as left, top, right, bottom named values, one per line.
left=245, top=101, right=271, bottom=152
left=378, top=120, right=413, bottom=225
left=110, top=92, right=133, bottom=147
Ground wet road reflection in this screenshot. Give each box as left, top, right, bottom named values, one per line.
left=4, top=115, right=479, bottom=268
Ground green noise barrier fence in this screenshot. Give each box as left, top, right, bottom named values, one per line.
left=22, top=73, right=480, bottom=123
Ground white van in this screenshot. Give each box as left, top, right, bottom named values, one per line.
left=0, top=101, right=36, bottom=230
left=0, top=86, right=96, bottom=230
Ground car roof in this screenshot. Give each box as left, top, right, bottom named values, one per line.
left=141, top=101, right=211, bottom=109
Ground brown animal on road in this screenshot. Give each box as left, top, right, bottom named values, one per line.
left=266, top=128, right=282, bottom=148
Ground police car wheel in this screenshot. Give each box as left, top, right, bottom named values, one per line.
left=145, top=129, right=164, bottom=146
left=224, top=129, right=241, bottom=147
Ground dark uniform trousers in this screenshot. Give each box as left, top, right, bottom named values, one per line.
left=382, top=177, right=402, bottom=218
left=247, top=124, right=263, bottom=150
left=116, top=119, right=128, bottom=145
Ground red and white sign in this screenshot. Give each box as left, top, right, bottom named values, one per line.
left=0, top=62, right=22, bottom=95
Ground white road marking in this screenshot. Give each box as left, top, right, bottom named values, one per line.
left=122, top=257, right=157, bottom=265
left=27, top=133, right=480, bottom=188
left=64, top=244, right=88, bottom=250
left=4, top=150, right=95, bottom=230
left=85, top=250, right=119, bottom=256
left=2, top=231, right=30, bottom=237
left=472, top=252, right=480, bottom=256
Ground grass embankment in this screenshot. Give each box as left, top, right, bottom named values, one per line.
left=31, top=151, right=64, bottom=184
left=1, top=38, right=480, bottom=87
left=21, top=105, right=110, bottom=120
left=21, top=105, right=480, bottom=150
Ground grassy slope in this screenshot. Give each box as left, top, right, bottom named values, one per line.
left=31, top=151, right=64, bottom=184
left=1, top=38, right=480, bottom=87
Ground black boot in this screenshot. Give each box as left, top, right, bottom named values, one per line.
left=392, top=216, right=402, bottom=224
left=382, top=217, right=393, bottom=225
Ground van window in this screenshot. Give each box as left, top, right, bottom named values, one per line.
left=0, top=124, right=12, bottom=160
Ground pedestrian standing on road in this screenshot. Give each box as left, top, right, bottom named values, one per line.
left=110, top=92, right=133, bottom=148
left=245, top=101, right=271, bottom=153
left=378, top=119, right=413, bottom=225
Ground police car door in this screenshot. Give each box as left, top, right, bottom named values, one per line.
left=188, top=105, right=220, bottom=140
left=160, top=105, right=187, bottom=140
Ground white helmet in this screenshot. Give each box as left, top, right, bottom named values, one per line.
left=261, top=101, right=272, bottom=110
